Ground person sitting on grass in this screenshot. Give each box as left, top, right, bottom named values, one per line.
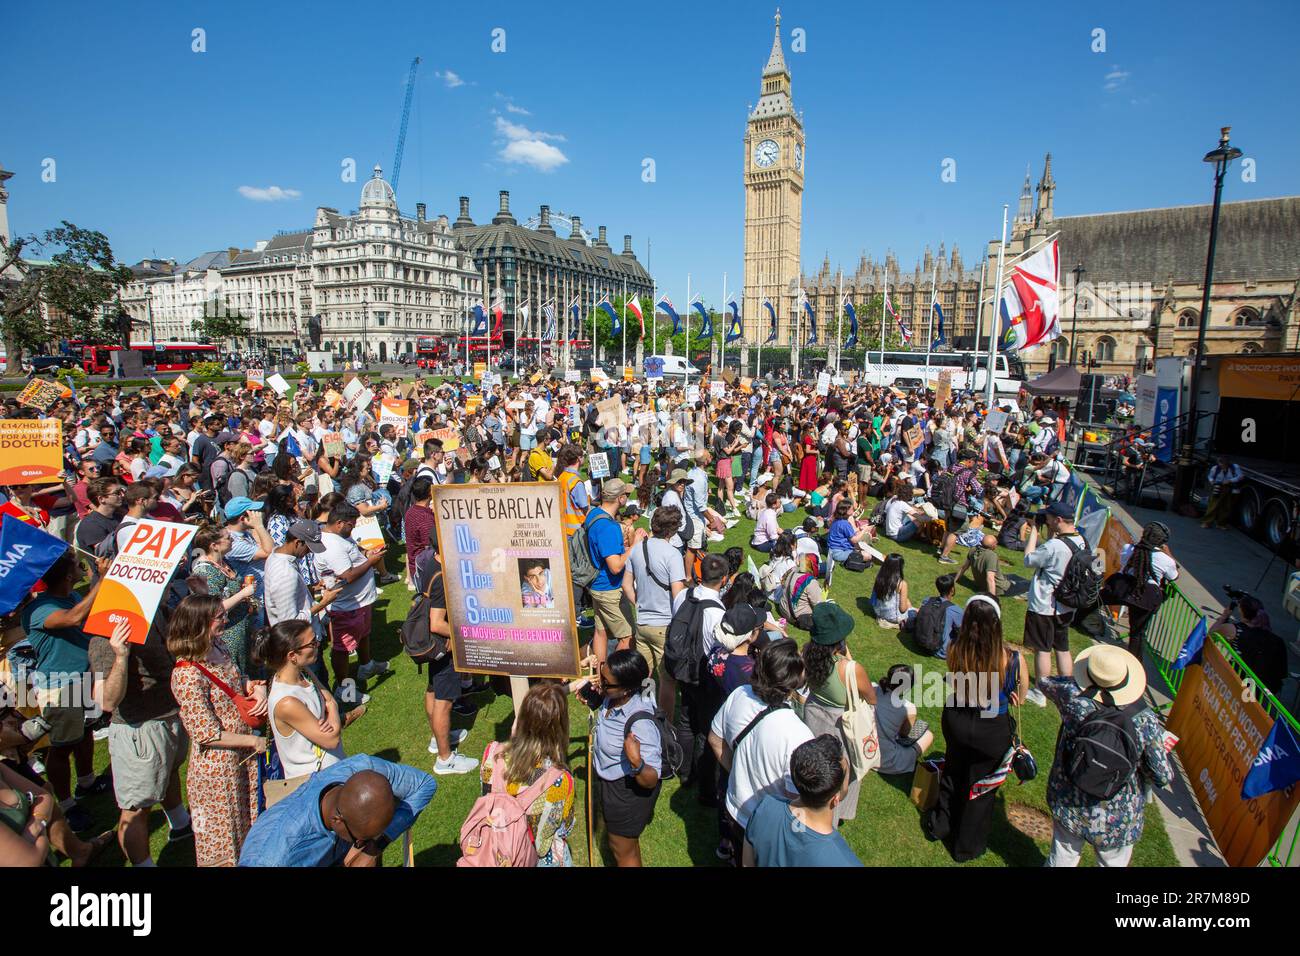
left=879, top=476, right=938, bottom=544
left=826, top=498, right=883, bottom=566
left=870, top=553, right=916, bottom=630
left=750, top=492, right=782, bottom=554
left=742, top=734, right=862, bottom=868
left=873, top=664, right=934, bottom=776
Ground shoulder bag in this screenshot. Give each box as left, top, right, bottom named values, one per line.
left=839, top=659, right=881, bottom=777
left=175, top=659, right=266, bottom=729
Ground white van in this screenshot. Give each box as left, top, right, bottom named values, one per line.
left=643, top=354, right=695, bottom=379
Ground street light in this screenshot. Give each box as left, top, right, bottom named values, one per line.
left=1173, top=126, right=1243, bottom=507
left=1069, top=262, right=1085, bottom=367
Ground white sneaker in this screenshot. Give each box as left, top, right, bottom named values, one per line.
left=1025, top=687, right=1047, bottom=707
left=707, top=532, right=726, bottom=543
left=434, top=751, right=480, bottom=775
left=428, top=729, right=468, bottom=755
left=723, top=518, right=739, bottom=528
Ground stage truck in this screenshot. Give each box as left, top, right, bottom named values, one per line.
left=1145, top=352, right=1300, bottom=551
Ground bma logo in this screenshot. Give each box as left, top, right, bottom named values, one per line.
left=50, top=887, right=152, bottom=936
left=0, top=542, right=32, bottom=578
left=1252, top=742, right=1292, bottom=768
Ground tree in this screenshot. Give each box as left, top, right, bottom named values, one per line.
left=0, top=222, right=132, bottom=375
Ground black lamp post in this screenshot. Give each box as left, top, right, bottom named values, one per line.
left=1069, top=262, right=1085, bottom=366
left=1173, top=126, right=1242, bottom=507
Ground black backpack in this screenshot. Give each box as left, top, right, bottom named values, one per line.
left=930, top=471, right=957, bottom=513
left=663, top=591, right=723, bottom=685
left=399, top=569, right=449, bottom=669
left=568, top=511, right=614, bottom=590
left=624, top=708, right=686, bottom=780
left=913, top=596, right=955, bottom=653
left=1062, top=701, right=1142, bottom=800
left=209, top=457, right=234, bottom=507
left=1053, top=535, right=1103, bottom=611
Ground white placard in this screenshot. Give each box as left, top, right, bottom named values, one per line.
left=686, top=385, right=700, bottom=404
left=350, top=514, right=385, bottom=551
left=588, top=452, right=610, bottom=479
left=982, top=409, right=1009, bottom=433
left=709, top=380, right=726, bottom=398
left=565, top=370, right=580, bottom=382
left=816, top=372, right=831, bottom=396
left=267, top=373, right=290, bottom=395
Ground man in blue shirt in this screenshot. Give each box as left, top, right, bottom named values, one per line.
left=239, top=754, right=436, bottom=867
left=743, top=734, right=863, bottom=867
left=585, top=478, right=644, bottom=665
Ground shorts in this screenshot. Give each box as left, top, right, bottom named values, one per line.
left=328, top=604, right=373, bottom=653
left=40, top=703, right=87, bottom=748
left=108, top=715, right=187, bottom=810
left=589, top=587, right=634, bottom=642
left=599, top=773, right=661, bottom=838
left=634, top=623, right=668, bottom=674
left=520, top=433, right=537, bottom=451
left=639, top=445, right=653, bottom=465
left=1024, top=610, right=1070, bottom=653
left=425, top=653, right=463, bottom=701
left=891, top=518, right=918, bottom=543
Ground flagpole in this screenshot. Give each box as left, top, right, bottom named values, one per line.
left=985, top=204, right=1010, bottom=407
left=925, top=264, right=937, bottom=388
left=721, top=272, right=727, bottom=378
left=757, top=286, right=763, bottom=381
left=649, top=238, right=655, bottom=360
left=836, top=273, right=843, bottom=377
left=877, top=280, right=887, bottom=384
left=971, top=254, right=986, bottom=393
left=685, top=273, right=691, bottom=377
left=621, top=278, right=627, bottom=372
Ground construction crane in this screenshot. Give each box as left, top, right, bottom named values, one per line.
left=391, top=56, right=420, bottom=191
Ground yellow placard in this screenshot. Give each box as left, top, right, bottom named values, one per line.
left=17, top=379, right=65, bottom=412
left=465, top=396, right=482, bottom=414
left=474, top=362, right=487, bottom=380
left=530, top=371, right=544, bottom=385
left=431, top=426, right=460, bottom=452
left=0, top=419, right=63, bottom=485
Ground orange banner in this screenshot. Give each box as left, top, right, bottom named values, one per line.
left=0, top=419, right=63, bottom=485
left=1167, top=637, right=1300, bottom=867
left=1218, top=355, right=1300, bottom=401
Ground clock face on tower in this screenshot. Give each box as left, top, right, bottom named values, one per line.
left=795, top=144, right=803, bottom=171
left=753, top=139, right=780, bottom=168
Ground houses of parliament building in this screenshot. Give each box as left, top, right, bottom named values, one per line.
left=742, top=12, right=1300, bottom=376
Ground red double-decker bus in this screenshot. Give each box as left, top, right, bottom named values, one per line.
left=414, top=335, right=452, bottom=368
left=81, top=341, right=220, bottom=375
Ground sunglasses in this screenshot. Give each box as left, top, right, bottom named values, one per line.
left=336, top=812, right=369, bottom=850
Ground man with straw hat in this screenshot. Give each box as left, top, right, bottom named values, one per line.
left=1040, top=645, right=1174, bottom=867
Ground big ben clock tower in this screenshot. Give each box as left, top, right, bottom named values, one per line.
left=743, top=9, right=804, bottom=345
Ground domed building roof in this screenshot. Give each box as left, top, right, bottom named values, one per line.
left=360, top=164, right=396, bottom=208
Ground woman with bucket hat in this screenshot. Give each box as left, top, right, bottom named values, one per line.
left=1041, top=645, right=1173, bottom=866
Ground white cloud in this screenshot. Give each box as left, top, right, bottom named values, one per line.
left=492, top=115, right=569, bottom=172
left=506, top=102, right=530, bottom=115
left=436, top=69, right=465, bottom=88
left=500, top=139, right=569, bottom=172
left=238, top=185, right=301, bottom=202
left=1104, top=65, right=1130, bottom=93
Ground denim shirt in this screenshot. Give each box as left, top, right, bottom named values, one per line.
left=238, top=754, right=437, bottom=866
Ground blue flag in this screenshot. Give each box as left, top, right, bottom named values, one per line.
left=470, top=304, right=488, bottom=335
left=598, top=297, right=620, bottom=335
left=726, top=298, right=743, bottom=343
left=1242, top=717, right=1300, bottom=799
left=657, top=297, right=681, bottom=336
left=843, top=299, right=858, bottom=348
left=763, top=300, right=777, bottom=343
left=0, top=516, right=70, bottom=615
left=1171, top=616, right=1208, bottom=670
left=803, top=297, right=817, bottom=345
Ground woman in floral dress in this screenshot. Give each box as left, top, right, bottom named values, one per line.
left=190, top=525, right=258, bottom=676
left=168, top=594, right=267, bottom=867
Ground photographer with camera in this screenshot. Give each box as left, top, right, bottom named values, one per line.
left=1021, top=501, right=1087, bottom=706
left=1210, top=590, right=1287, bottom=698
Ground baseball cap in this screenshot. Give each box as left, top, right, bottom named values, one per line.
left=215, top=430, right=241, bottom=446
left=717, top=603, right=764, bottom=651
left=1045, top=501, right=1075, bottom=518
left=287, top=519, right=326, bottom=553
left=601, top=478, right=631, bottom=500
left=223, top=496, right=265, bottom=520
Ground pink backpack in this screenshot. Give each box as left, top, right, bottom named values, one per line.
left=457, top=743, right=565, bottom=867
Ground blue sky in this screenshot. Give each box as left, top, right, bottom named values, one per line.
left=5, top=0, right=1298, bottom=302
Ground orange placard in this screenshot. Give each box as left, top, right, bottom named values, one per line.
left=85, top=519, right=197, bottom=644
left=1167, top=637, right=1300, bottom=867
left=1097, top=512, right=1134, bottom=576
left=0, top=419, right=63, bottom=485
left=246, top=368, right=265, bottom=391
left=379, top=398, right=410, bottom=437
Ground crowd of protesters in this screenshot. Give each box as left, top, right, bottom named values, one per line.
left=0, top=358, right=1226, bottom=869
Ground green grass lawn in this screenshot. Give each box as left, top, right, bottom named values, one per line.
left=72, top=473, right=1178, bottom=868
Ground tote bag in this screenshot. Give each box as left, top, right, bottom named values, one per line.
left=838, top=660, right=881, bottom=777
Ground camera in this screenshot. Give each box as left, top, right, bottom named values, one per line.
left=1223, top=584, right=1251, bottom=609
left=1034, top=510, right=1049, bottom=529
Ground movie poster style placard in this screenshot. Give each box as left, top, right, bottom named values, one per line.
left=432, top=483, right=580, bottom=678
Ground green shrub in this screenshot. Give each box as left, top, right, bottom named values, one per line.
left=294, top=361, right=309, bottom=374
left=190, top=361, right=224, bottom=379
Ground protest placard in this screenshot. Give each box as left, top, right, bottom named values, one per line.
left=432, top=483, right=580, bottom=678
left=246, top=369, right=265, bottom=391
left=474, top=362, right=486, bottom=380
left=85, top=520, right=197, bottom=644
left=371, top=453, right=396, bottom=487
left=565, top=370, right=580, bottom=382
left=721, top=368, right=737, bottom=385
left=431, top=426, right=460, bottom=452
left=167, top=374, right=190, bottom=399
left=530, top=371, right=544, bottom=385
left=0, top=419, right=63, bottom=485
left=323, top=432, right=345, bottom=459
left=709, top=380, right=726, bottom=398
left=379, top=398, right=410, bottom=437
left=935, top=370, right=952, bottom=410
left=342, top=378, right=373, bottom=412
left=588, top=452, right=610, bottom=479
left=643, top=356, right=664, bottom=380
left=266, top=372, right=290, bottom=396
left=982, top=409, right=1008, bottom=433
left=902, top=425, right=924, bottom=452
left=624, top=366, right=635, bottom=382
left=413, top=429, right=435, bottom=451
left=17, top=379, right=65, bottom=412
left=465, top=395, right=482, bottom=415
left=686, top=384, right=700, bottom=404
left=350, top=514, right=385, bottom=551
left=816, top=372, right=831, bottom=397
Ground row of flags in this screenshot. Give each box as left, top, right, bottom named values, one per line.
left=469, top=235, right=1061, bottom=355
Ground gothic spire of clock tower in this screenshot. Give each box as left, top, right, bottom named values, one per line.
left=743, top=9, right=804, bottom=348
